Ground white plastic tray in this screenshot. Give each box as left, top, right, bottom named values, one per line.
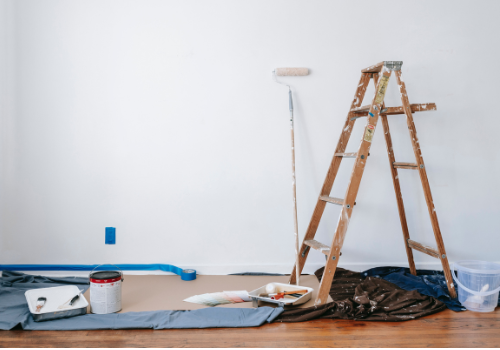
left=25, top=285, right=88, bottom=322
left=248, top=283, right=313, bottom=307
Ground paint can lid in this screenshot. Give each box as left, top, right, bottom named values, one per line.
left=90, top=271, right=121, bottom=280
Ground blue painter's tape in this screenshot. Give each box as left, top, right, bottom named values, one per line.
left=0, top=264, right=197, bottom=281
left=369, top=112, right=374, bottom=117
left=105, top=227, right=116, bottom=244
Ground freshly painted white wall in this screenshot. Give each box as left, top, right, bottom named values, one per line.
left=1, top=0, right=499, bottom=275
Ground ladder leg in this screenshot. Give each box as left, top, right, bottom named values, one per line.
left=394, top=70, right=457, bottom=298
left=373, top=73, right=417, bottom=275
left=380, top=114, right=417, bottom=275
left=289, top=72, right=371, bottom=284
left=315, top=207, right=346, bottom=305
left=315, top=69, right=393, bottom=304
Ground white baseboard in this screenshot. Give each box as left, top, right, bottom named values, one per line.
left=5, top=261, right=453, bottom=277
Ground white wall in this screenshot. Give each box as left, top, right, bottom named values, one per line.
left=0, top=0, right=17, bottom=267
left=1, top=0, right=499, bottom=275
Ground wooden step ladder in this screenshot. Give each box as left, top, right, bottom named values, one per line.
left=290, top=61, right=457, bottom=305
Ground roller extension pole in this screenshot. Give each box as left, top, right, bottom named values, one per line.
left=289, top=88, right=300, bottom=286
left=273, top=67, right=309, bottom=286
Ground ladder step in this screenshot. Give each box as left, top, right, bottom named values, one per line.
left=350, top=115, right=365, bottom=121
left=350, top=103, right=436, bottom=120
left=319, top=196, right=356, bottom=206
left=335, top=152, right=370, bottom=158
left=407, top=239, right=440, bottom=259
left=384, top=103, right=436, bottom=115
left=350, top=105, right=372, bottom=113
left=304, top=239, right=331, bottom=255
left=335, top=152, right=357, bottom=158
left=393, top=162, right=418, bottom=170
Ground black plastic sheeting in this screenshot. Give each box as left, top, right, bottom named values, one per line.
left=276, top=268, right=447, bottom=322
left=277, top=266, right=500, bottom=323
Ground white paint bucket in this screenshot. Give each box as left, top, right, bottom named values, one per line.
left=89, top=264, right=123, bottom=314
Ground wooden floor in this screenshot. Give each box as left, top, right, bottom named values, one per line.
left=1, top=308, right=499, bottom=348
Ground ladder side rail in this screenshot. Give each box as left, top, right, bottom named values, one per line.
left=373, top=73, right=417, bottom=275
left=289, top=73, right=372, bottom=284
left=315, top=68, right=393, bottom=305
left=394, top=70, right=457, bottom=298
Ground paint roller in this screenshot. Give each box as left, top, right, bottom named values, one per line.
left=272, top=67, right=309, bottom=285
left=274, top=68, right=309, bottom=77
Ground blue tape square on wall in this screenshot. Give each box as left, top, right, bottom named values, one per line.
left=105, top=227, right=116, bottom=244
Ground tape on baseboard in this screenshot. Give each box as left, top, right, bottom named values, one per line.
left=0, top=264, right=197, bottom=281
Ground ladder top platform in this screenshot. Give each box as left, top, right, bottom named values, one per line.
left=362, top=61, right=403, bottom=73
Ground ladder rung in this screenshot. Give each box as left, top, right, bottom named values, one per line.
left=351, top=103, right=437, bottom=115
left=319, top=196, right=356, bottom=206
left=335, top=152, right=370, bottom=158
left=319, top=196, right=343, bottom=205
left=384, top=103, right=436, bottom=115
left=351, top=105, right=371, bottom=113
left=335, top=152, right=357, bottom=158
left=304, top=240, right=331, bottom=256
left=393, top=162, right=418, bottom=170
left=350, top=115, right=365, bottom=121
left=407, top=239, right=440, bottom=259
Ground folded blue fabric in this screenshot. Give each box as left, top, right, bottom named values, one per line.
left=362, top=266, right=471, bottom=311
left=0, top=271, right=91, bottom=330
left=20, top=308, right=284, bottom=331
left=0, top=271, right=282, bottom=330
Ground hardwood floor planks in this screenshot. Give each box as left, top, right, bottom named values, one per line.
left=1, top=309, right=499, bottom=347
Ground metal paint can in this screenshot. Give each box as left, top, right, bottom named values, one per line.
left=89, top=264, right=123, bottom=314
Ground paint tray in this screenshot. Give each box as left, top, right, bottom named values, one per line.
left=25, top=285, right=88, bottom=322
left=248, top=283, right=313, bottom=307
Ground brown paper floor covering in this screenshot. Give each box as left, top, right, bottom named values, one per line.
left=83, top=274, right=330, bottom=313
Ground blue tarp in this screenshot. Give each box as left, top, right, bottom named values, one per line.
left=0, top=271, right=283, bottom=330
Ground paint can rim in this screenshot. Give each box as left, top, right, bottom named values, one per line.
left=90, top=270, right=121, bottom=281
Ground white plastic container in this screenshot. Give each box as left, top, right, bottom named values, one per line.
left=452, top=260, right=500, bottom=312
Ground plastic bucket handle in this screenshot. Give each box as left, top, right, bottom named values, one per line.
left=451, top=264, right=500, bottom=297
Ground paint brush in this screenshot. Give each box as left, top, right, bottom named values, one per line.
left=35, top=297, right=47, bottom=313
left=57, top=290, right=83, bottom=309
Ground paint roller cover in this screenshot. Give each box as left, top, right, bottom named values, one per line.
left=275, top=68, right=309, bottom=76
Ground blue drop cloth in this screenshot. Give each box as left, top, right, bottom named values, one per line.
left=0, top=271, right=282, bottom=330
